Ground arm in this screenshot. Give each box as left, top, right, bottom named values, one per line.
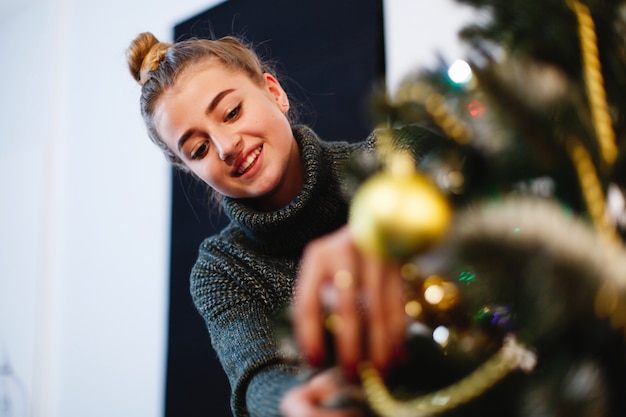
left=191, top=240, right=370, bottom=417
left=191, top=248, right=302, bottom=417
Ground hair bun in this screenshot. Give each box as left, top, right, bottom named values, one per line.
left=127, top=32, right=171, bottom=86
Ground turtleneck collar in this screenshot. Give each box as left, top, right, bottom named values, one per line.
left=221, top=125, right=350, bottom=256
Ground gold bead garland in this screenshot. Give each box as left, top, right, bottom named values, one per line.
left=396, top=82, right=473, bottom=146
left=566, top=137, right=620, bottom=244
left=359, top=335, right=537, bottom=417
left=424, top=93, right=472, bottom=145
left=567, top=0, right=617, bottom=167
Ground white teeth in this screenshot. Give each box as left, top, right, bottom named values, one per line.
left=237, top=146, right=262, bottom=175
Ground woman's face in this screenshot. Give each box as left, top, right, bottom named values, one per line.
left=154, top=60, right=302, bottom=210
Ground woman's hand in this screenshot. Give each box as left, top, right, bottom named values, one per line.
left=280, top=368, right=365, bottom=417
left=293, top=226, right=406, bottom=378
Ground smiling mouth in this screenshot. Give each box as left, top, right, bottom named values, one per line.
left=236, top=145, right=262, bottom=176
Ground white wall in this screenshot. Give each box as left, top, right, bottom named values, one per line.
left=0, top=1, right=221, bottom=416
left=0, top=1, right=473, bottom=416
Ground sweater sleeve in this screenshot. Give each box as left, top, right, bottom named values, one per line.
left=190, top=240, right=305, bottom=417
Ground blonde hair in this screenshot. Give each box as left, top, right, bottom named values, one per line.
left=127, top=32, right=282, bottom=171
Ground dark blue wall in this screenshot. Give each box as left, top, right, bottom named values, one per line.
left=167, top=1, right=385, bottom=415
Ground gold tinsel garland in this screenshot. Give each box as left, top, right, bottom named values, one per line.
left=359, top=336, right=536, bottom=417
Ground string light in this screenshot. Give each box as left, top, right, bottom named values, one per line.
left=447, top=59, right=473, bottom=85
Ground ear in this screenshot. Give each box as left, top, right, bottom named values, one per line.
left=263, top=73, right=289, bottom=113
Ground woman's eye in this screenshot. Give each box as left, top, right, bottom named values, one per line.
left=225, top=104, right=241, bottom=121
left=191, top=142, right=209, bottom=160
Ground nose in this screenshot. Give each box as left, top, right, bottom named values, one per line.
left=214, top=134, right=243, bottom=162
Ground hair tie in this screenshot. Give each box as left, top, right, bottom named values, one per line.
left=139, top=42, right=171, bottom=86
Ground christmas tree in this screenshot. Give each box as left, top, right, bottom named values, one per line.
left=338, top=0, right=626, bottom=416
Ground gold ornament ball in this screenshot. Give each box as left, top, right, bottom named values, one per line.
left=348, top=170, right=452, bottom=259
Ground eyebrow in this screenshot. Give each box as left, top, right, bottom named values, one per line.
left=208, top=89, right=235, bottom=114
left=176, top=88, right=235, bottom=152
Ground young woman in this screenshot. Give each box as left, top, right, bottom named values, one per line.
left=127, top=32, right=433, bottom=417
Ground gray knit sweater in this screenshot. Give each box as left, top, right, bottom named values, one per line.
left=190, top=126, right=375, bottom=417
left=189, top=124, right=445, bottom=417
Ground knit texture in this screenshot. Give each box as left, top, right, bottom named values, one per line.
left=190, top=126, right=374, bottom=417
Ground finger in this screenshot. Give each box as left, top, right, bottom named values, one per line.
left=360, top=255, right=389, bottom=371
left=332, top=265, right=362, bottom=379
left=280, top=370, right=363, bottom=417
left=281, top=385, right=359, bottom=417
left=294, top=241, right=332, bottom=367
left=383, top=262, right=407, bottom=366
left=295, top=227, right=359, bottom=367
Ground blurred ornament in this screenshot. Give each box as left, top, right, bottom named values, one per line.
left=432, top=325, right=452, bottom=348
left=404, top=300, right=423, bottom=319
left=348, top=153, right=452, bottom=260
left=423, top=275, right=460, bottom=311
left=475, top=305, right=515, bottom=336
